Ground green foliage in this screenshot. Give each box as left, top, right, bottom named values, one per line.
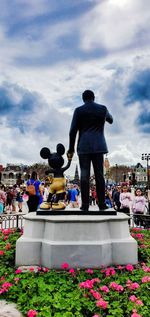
left=0, top=227, right=150, bottom=316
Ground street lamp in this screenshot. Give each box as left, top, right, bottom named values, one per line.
left=141, top=153, right=150, bottom=213
left=141, top=153, right=150, bottom=188
left=115, top=164, right=118, bottom=184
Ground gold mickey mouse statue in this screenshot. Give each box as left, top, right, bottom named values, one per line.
left=40, top=143, right=72, bottom=210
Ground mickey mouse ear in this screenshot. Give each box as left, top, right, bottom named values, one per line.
left=56, top=143, right=65, bottom=155
left=40, top=147, right=51, bottom=159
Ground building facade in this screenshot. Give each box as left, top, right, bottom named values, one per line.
left=1, top=164, right=24, bottom=186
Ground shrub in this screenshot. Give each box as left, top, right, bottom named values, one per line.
left=0, top=227, right=150, bottom=317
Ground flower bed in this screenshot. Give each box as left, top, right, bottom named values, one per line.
left=0, top=227, right=150, bottom=317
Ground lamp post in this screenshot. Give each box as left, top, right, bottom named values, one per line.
left=141, top=153, right=150, bottom=213
left=141, top=153, right=150, bottom=188
left=115, top=164, right=118, bottom=184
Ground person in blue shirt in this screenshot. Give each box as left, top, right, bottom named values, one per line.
left=70, top=184, right=79, bottom=208
left=26, top=171, right=42, bottom=212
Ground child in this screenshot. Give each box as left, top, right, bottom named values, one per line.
left=120, top=186, right=132, bottom=224
left=132, top=188, right=146, bottom=227
left=16, top=186, right=24, bottom=212
left=120, top=186, right=132, bottom=215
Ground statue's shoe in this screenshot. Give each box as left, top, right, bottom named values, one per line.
left=52, top=201, right=66, bottom=210
left=40, top=202, right=51, bottom=210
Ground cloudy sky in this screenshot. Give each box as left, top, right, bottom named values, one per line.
left=0, top=0, right=150, bottom=176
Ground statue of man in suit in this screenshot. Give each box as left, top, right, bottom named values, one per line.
left=67, top=90, right=113, bottom=211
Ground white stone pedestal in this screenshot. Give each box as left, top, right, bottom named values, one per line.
left=16, top=212, right=138, bottom=268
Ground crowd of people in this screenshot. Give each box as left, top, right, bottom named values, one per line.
left=0, top=183, right=28, bottom=214
left=0, top=173, right=149, bottom=227
left=66, top=183, right=149, bottom=227
left=105, top=185, right=149, bottom=227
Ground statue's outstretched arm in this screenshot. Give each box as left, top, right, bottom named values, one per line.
left=61, top=160, right=71, bottom=172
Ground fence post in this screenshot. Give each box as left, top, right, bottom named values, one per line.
left=16, top=214, right=19, bottom=228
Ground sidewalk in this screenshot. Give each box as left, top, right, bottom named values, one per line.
left=3, top=200, right=29, bottom=215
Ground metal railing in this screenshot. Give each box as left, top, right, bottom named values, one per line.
left=129, top=213, right=150, bottom=229
left=0, top=213, right=25, bottom=229
left=0, top=212, right=150, bottom=230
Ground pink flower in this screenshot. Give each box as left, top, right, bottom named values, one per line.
left=142, top=266, right=150, bottom=273
left=0, top=282, right=12, bottom=293
left=110, top=282, right=124, bottom=292
left=90, top=290, right=101, bottom=300
left=105, top=267, right=116, bottom=276
left=136, top=300, right=143, bottom=306
left=131, top=313, right=142, bottom=317
left=29, top=267, right=35, bottom=271
left=92, top=278, right=100, bottom=283
left=79, top=278, right=100, bottom=289
left=92, top=315, right=99, bottom=317
left=37, top=267, right=42, bottom=271
left=61, top=262, right=69, bottom=269
left=0, top=250, right=5, bottom=256
left=130, top=295, right=137, bottom=302
left=142, top=276, right=150, bottom=283
left=129, top=283, right=140, bottom=290
left=126, top=264, right=134, bottom=272
left=15, top=269, right=22, bottom=274
left=117, top=265, right=124, bottom=270
left=14, top=277, right=20, bottom=282
left=126, top=279, right=140, bottom=290
left=136, top=233, right=144, bottom=239
left=27, top=310, right=38, bottom=317
left=126, top=279, right=131, bottom=285
left=0, top=289, right=6, bottom=294
left=2, top=282, right=12, bottom=288
left=132, top=228, right=141, bottom=231
left=2, top=228, right=11, bottom=235
left=79, top=279, right=94, bottom=289
left=3, top=235, right=9, bottom=240
left=43, top=267, right=49, bottom=272
left=96, top=298, right=108, bottom=309
left=129, top=294, right=143, bottom=305
left=100, top=285, right=109, bottom=293
left=86, top=269, right=94, bottom=274
left=69, top=268, right=75, bottom=276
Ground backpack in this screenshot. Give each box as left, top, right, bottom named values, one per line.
left=27, top=181, right=36, bottom=196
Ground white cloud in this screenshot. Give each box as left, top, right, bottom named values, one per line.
left=0, top=54, right=149, bottom=172
left=80, top=0, right=150, bottom=52
left=0, top=0, right=149, bottom=176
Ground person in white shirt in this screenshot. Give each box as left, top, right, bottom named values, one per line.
left=132, top=188, right=146, bottom=227
left=120, top=186, right=132, bottom=224
left=120, top=186, right=132, bottom=215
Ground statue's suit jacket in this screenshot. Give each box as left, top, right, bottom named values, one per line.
left=69, top=101, right=113, bottom=155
